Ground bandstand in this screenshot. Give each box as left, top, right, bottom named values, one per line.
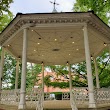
left=0, top=11, right=110, bottom=110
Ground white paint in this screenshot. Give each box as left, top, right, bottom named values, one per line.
left=18, top=28, right=28, bottom=109
left=0, top=47, right=5, bottom=91
left=15, top=60, right=19, bottom=89
left=68, top=64, right=78, bottom=110
left=94, top=58, right=100, bottom=88
left=83, top=25, right=96, bottom=108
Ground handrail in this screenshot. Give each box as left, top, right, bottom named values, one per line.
left=0, top=87, right=110, bottom=105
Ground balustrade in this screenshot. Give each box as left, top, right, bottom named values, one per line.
left=73, top=87, right=89, bottom=104
left=1, top=87, right=110, bottom=108
left=95, top=88, right=110, bottom=104
left=0, top=89, right=20, bottom=105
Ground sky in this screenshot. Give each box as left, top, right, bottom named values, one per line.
left=10, top=0, right=76, bottom=15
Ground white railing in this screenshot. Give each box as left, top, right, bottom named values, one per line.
left=62, top=92, right=70, bottom=100
left=73, top=87, right=89, bottom=104
left=0, top=88, right=43, bottom=110
left=73, top=87, right=110, bottom=104
left=43, top=87, right=89, bottom=102
left=44, top=92, right=70, bottom=100
left=1, top=87, right=110, bottom=107
left=26, top=88, right=43, bottom=110
left=95, top=88, right=110, bottom=104
left=0, top=89, right=20, bottom=105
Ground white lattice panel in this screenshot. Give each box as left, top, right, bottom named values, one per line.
left=95, top=88, right=110, bottom=104
left=62, top=92, right=70, bottom=100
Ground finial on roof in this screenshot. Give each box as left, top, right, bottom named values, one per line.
left=50, top=0, right=59, bottom=13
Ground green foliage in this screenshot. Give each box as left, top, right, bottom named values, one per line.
left=44, top=65, right=70, bottom=88
left=2, top=54, right=21, bottom=89
left=73, top=0, right=110, bottom=88
left=2, top=56, right=42, bottom=89
left=26, top=64, right=42, bottom=89
left=48, top=65, right=68, bottom=75
left=73, top=0, right=110, bottom=24
left=44, top=65, right=87, bottom=88
left=0, top=13, right=13, bottom=33
left=96, top=51, right=110, bottom=87
left=54, top=92, right=62, bottom=100
left=0, top=0, right=13, bottom=19
left=0, top=0, right=13, bottom=33
left=0, top=0, right=16, bottom=89
left=44, top=75, right=69, bottom=88
left=44, top=49, right=110, bottom=88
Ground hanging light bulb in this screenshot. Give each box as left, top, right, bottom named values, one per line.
left=91, top=55, right=93, bottom=60
left=67, top=61, right=69, bottom=65
left=41, top=62, right=44, bottom=65
left=104, top=43, right=107, bottom=47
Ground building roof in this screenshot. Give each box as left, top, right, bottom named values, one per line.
left=0, top=11, right=110, bottom=65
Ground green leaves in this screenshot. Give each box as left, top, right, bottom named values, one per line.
left=0, top=0, right=13, bottom=33
left=0, top=13, right=13, bottom=33
left=0, top=0, right=13, bottom=18
left=44, top=65, right=87, bottom=88
left=73, top=0, right=110, bottom=88
left=73, top=0, right=110, bottom=24
left=26, top=64, right=42, bottom=89
left=3, top=54, right=17, bottom=89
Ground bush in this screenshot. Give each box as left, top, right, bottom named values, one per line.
left=54, top=92, right=62, bottom=100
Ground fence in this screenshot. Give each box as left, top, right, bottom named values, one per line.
left=0, top=87, right=110, bottom=107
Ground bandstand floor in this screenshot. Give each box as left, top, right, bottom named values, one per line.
left=0, top=100, right=110, bottom=110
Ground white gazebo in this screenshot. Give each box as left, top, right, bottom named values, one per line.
left=0, top=11, right=110, bottom=110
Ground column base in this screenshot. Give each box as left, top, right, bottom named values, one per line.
left=89, top=103, right=96, bottom=108
left=18, top=104, right=26, bottom=110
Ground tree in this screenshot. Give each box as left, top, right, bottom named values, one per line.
left=0, top=0, right=15, bottom=89
left=0, top=0, right=13, bottom=19
left=26, top=64, right=42, bottom=89
left=2, top=56, right=42, bottom=89
left=0, top=13, right=15, bottom=89
left=73, top=0, right=110, bottom=24
left=0, top=13, right=13, bottom=33
left=73, top=0, right=110, bottom=88
left=0, top=0, right=13, bottom=32
left=44, top=65, right=87, bottom=88
left=96, top=50, right=110, bottom=87
left=2, top=53, right=20, bottom=89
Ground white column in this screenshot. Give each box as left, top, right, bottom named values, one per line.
left=18, top=28, right=28, bottom=110
left=83, top=25, right=96, bottom=108
left=42, top=63, right=44, bottom=97
left=42, top=62, right=44, bottom=108
left=67, top=63, right=78, bottom=110
left=15, top=60, right=19, bottom=90
left=0, top=47, right=5, bottom=91
left=94, top=58, right=100, bottom=88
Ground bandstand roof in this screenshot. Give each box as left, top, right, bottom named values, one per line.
left=0, top=11, right=110, bottom=65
